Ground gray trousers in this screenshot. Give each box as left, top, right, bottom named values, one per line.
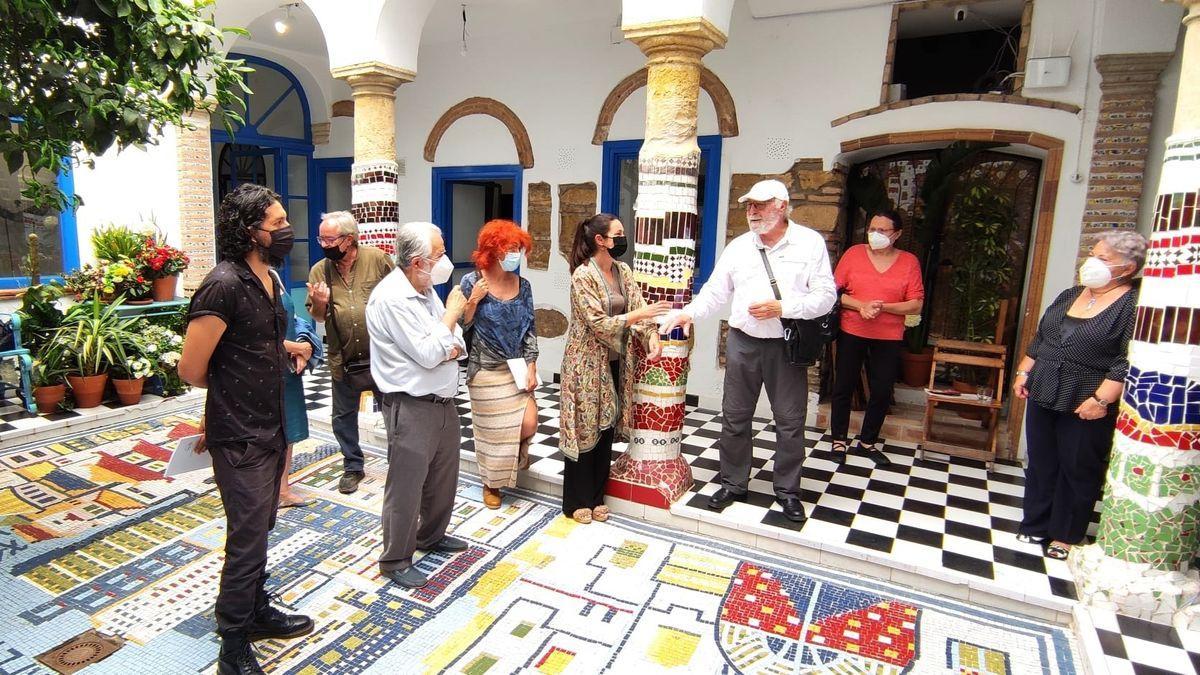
left=379, top=393, right=461, bottom=572
left=720, top=328, right=809, bottom=499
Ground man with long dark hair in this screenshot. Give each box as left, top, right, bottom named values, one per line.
left=179, top=183, right=313, bottom=675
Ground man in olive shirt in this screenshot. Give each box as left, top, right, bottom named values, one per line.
left=306, top=211, right=395, bottom=494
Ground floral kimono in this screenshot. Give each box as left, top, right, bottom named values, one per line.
left=559, top=259, right=656, bottom=461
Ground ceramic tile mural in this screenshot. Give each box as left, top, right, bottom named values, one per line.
left=351, top=160, right=400, bottom=256
left=0, top=412, right=1081, bottom=673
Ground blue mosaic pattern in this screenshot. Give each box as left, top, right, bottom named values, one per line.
left=1123, top=366, right=1200, bottom=426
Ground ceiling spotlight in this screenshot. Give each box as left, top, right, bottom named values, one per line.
left=274, top=3, right=297, bottom=35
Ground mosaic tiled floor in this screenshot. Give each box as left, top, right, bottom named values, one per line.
left=0, top=410, right=1081, bottom=673
left=301, top=365, right=1082, bottom=611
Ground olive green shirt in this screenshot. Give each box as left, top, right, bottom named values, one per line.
left=307, top=245, right=394, bottom=379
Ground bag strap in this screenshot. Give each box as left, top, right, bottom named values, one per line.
left=757, top=247, right=783, bottom=302
left=323, top=259, right=342, bottom=346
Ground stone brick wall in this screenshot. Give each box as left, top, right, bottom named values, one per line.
left=1079, top=52, right=1173, bottom=260
left=177, top=111, right=216, bottom=295
left=557, top=183, right=596, bottom=265
left=526, top=182, right=552, bottom=270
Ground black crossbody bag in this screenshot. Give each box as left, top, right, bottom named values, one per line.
left=325, top=260, right=377, bottom=393
left=757, top=247, right=838, bottom=367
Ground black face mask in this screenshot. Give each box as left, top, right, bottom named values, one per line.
left=608, top=235, right=628, bottom=258
left=321, top=242, right=347, bottom=262
left=259, top=225, right=295, bottom=266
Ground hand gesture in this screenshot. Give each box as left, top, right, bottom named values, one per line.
left=193, top=417, right=207, bottom=454
left=634, top=301, right=672, bottom=323
left=859, top=301, right=881, bottom=320
left=445, top=286, right=467, bottom=317
left=1074, top=398, right=1108, bottom=420
left=469, top=278, right=489, bottom=304
left=307, top=281, right=330, bottom=305
left=646, top=333, right=662, bottom=362
left=292, top=353, right=307, bottom=376
left=659, top=311, right=694, bottom=337
left=749, top=299, right=783, bottom=320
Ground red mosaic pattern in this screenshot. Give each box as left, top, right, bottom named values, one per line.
left=721, top=565, right=804, bottom=639
left=131, top=440, right=172, bottom=463
left=608, top=454, right=691, bottom=505
left=633, top=353, right=687, bottom=385
left=1143, top=232, right=1200, bottom=278
left=167, top=422, right=200, bottom=440
left=1117, top=410, right=1200, bottom=451
left=632, top=402, right=685, bottom=433
left=808, top=602, right=919, bottom=666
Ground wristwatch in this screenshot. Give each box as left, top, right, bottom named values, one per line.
left=1091, top=396, right=1110, bottom=407
left=1016, top=370, right=1030, bottom=377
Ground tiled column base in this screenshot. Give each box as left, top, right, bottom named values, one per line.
left=1071, top=544, right=1200, bottom=623
left=351, top=160, right=399, bottom=256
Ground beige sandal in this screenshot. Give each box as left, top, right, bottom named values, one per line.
left=591, top=505, right=611, bottom=522
left=571, top=508, right=592, bottom=524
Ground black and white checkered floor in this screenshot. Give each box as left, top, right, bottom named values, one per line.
left=299, top=364, right=1085, bottom=614
left=1080, top=605, right=1200, bottom=674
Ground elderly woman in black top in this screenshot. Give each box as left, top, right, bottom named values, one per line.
left=1012, top=230, right=1146, bottom=560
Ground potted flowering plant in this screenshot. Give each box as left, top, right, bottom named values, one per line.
left=138, top=236, right=190, bottom=301
left=63, top=261, right=151, bottom=302
left=138, top=322, right=188, bottom=396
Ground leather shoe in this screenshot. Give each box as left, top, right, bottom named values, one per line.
left=245, top=605, right=314, bottom=642
left=706, top=487, right=747, bottom=511
left=777, top=498, right=808, bottom=523
left=217, top=630, right=265, bottom=675
left=483, top=486, right=502, bottom=509
left=859, top=445, right=893, bottom=467
left=424, top=535, right=469, bottom=553
left=381, top=565, right=429, bottom=589
left=338, top=470, right=364, bottom=494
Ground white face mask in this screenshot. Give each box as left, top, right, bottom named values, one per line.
left=1079, top=256, right=1119, bottom=288
left=867, top=230, right=893, bottom=250
left=500, top=251, right=522, bottom=272
left=419, top=254, right=455, bottom=285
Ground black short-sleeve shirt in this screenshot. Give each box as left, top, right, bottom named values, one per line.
left=188, top=260, right=287, bottom=448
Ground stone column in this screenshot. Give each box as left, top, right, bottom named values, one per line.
left=1077, top=52, right=1173, bottom=261
left=608, top=19, right=726, bottom=508
left=330, top=62, right=414, bottom=256
left=1071, top=1, right=1200, bottom=626
left=177, top=108, right=216, bottom=295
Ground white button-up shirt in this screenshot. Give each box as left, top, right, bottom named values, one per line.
left=685, top=221, right=838, bottom=339
left=366, top=268, right=466, bottom=398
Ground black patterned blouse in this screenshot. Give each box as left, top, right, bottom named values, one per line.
left=1024, top=284, right=1137, bottom=413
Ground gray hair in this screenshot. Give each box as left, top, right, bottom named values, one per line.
left=1094, top=229, right=1148, bottom=274
left=321, top=211, right=358, bottom=238
left=395, top=221, right=440, bottom=270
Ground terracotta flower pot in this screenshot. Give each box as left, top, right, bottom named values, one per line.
left=112, top=377, right=146, bottom=406
left=900, top=348, right=934, bottom=387
left=152, top=275, right=178, bottom=302
left=67, top=373, right=109, bottom=409
left=33, top=384, right=67, bottom=414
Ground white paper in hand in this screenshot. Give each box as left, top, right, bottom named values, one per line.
left=164, top=435, right=212, bottom=477
left=506, top=358, right=542, bottom=391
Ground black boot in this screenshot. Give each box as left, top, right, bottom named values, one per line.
left=217, top=630, right=265, bottom=675
left=245, top=604, right=314, bottom=641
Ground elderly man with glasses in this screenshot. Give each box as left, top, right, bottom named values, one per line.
left=306, top=211, right=395, bottom=494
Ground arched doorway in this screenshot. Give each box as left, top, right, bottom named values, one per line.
left=210, top=54, right=314, bottom=288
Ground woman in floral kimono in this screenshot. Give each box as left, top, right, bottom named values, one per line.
left=559, top=213, right=670, bottom=524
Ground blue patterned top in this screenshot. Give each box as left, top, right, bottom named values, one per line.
left=460, top=271, right=538, bottom=381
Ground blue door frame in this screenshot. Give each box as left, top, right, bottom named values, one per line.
left=311, top=156, right=353, bottom=264
left=211, top=53, right=314, bottom=289
left=600, top=135, right=722, bottom=291
left=431, top=164, right=523, bottom=298
left=0, top=164, right=79, bottom=289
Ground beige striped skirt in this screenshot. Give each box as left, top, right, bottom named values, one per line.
left=467, top=366, right=532, bottom=488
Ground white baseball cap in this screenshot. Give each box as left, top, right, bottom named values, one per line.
left=737, top=179, right=789, bottom=204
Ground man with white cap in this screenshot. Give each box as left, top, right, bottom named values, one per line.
left=660, top=178, right=837, bottom=522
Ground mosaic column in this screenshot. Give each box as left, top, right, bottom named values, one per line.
left=1071, top=0, right=1200, bottom=625
left=330, top=62, right=414, bottom=256
left=608, top=20, right=726, bottom=508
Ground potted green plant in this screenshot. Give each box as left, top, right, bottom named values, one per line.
left=31, top=337, right=71, bottom=413
left=137, top=235, right=190, bottom=301
left=92, top=224, right=148, bottom=262
left=139, top=321, right=188, bottom=397
left=56, top=294, right=141, bottom=408
left=947, top=181, right=1016, bottom=345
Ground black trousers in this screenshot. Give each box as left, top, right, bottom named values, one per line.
left=562, top=361, right=618, bottom=515
left=210, top=434, right=287, bottom=633
left=830, top=332, right=902, bottom=445
left=1019, top=401, right=1115, bottom=544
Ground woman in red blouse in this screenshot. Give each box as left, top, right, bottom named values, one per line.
left=831, top=209, right=924, bottom=466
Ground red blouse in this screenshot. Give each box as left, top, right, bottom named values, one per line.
left=834, top=244, right=925, bottom=341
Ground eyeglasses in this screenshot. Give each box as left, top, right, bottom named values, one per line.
left=316, top=234, right=346, bottom=246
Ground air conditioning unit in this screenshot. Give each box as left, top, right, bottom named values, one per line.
left=1024, top=56, right=1071, bottom=89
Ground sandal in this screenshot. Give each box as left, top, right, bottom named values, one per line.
left=831, top=439, right=849, bottom=465
left=1045, top=541, right=1071, bottom=560
left=571, top=508, right=592, bottom=524
left=592, top=505, right=610, bottom=522
left=1016, top=534, right=1044, bottom=545
left=278, top=492, right=315, bottom=509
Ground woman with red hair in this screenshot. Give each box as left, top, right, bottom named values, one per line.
left=460, top=219, right=539, bottom=509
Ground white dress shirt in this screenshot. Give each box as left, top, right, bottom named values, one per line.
left=366, top=268, right=466, bottom=398
left=684, top=221, right=838, bottom=339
